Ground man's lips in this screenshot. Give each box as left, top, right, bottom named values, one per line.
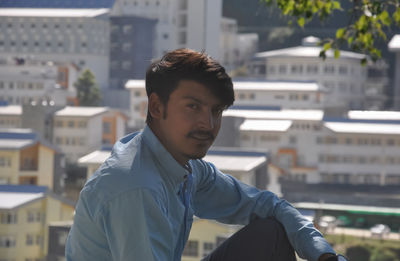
left=187, top=131, right=214, bottom=141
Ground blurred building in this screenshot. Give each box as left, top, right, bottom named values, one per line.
left=125, top=79, right=324, bottom=130
left=219, top=17, right=258, bottom=73
left=47, top=220, right=73, bottom=261
left=249, top=36, right=368, bottom=115
left=220, top=107, right=400, bottom=188
left=0, top=8, right=110, bottom=89
left=0, top=129, right=65, bottom=194
left=0, top=105, right=22, bottom=129
left=53, top=106, right=108, bottom=162
left=0, top=58, right=78, bottom=107
left=111, top=0, right=223, bottom=59
left=0, top=185, right=74, bottom=261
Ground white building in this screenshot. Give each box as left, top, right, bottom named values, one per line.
left=111, top=0, right=222, bottom=59
left=0, top=105, right=22, bottom=129
left=232, top=81, right=323, bottom=109
left=0, top=58, right=78, bottom=106
left=53, top=107, right=109, bottom=162
left=223, top=108, right=400, bottom=186
left=125, top=79, right=325, bottom=130
left=249, top=36, right=367, bottom=114
left=388, top=34, right=400, bottom=110
left=0, top=8, right=110, bottom=89
left=219, top=17, right=259, bottom=72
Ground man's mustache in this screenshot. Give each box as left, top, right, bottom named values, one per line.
left=187, top=131, right=215, bottom=140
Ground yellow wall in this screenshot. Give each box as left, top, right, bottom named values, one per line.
left=0, top=150, right=18, bottom=183
left=0, top=195, right=74, bottom=261
left=0, top=143, right=55, bottom=190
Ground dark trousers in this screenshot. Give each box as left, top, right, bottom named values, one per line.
left=202, top=217, right=297, bottom=261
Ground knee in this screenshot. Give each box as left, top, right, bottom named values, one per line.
left=248, top=217, right=288, bottom=243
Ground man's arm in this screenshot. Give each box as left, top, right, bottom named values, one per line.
left=66, top=188, right=174, bottom=261
left=192, top=161, right=335, bottom=261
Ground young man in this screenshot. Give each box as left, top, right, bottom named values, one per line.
left=66, top=49, right=346, bottom=261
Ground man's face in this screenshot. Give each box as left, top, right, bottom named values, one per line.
left=150, top=80, right=225, bottom=165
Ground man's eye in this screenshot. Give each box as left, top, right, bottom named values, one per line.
left=188, top=104, right=199, bottom=110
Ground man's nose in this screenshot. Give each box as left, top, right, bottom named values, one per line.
left=198, top=109, right=214, bottom=130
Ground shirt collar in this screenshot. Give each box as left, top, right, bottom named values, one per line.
left=142, top=125, right=190, bottom=188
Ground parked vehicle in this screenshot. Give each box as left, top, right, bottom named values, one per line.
left=370, top=224, right=390, bottom=238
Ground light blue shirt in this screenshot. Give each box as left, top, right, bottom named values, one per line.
left=66, top=126, right=335, bottom=261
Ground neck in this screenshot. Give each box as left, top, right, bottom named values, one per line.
left=147, top=123, right=189, bottom=166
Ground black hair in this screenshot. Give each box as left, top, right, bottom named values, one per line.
left=145, top=48, right=234, bottom=123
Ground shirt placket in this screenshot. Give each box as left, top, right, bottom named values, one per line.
left=179, top=173, right=193, bottom=251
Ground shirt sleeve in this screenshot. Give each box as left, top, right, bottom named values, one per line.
left=192, top=161, right=335, bottom=261
left=66, top=188, right=174, bottom=261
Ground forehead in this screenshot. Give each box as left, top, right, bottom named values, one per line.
left=172, top=80, right=223, bottom=104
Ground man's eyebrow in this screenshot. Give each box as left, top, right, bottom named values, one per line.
left=182, top=96, right=205, bottom=104
left=182, top=95, right=225, bottom=108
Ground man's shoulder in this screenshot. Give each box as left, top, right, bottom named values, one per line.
left=81, top=135, right=163, bottom=206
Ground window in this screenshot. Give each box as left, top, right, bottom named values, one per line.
left=182, top=240, right=198, bottom=257
left=306, top=64, right=318, bottom=74
left=0, top=236, right=16, bottom=248
left=0, top=157, right=11, bottom=167
left=78, top=121, right=87, bottom=128
left=103, top=122, right=111, bottom=134
left=27, top=211, right=35, bottom=222
left=278, top=65, right=287, bottom=74
left=122, top=61, right=131, bottom=70
left=68, top=121, right=75, bottom=128
left=123, top=25, right=132, bottom=34
left=291, top=64, right=303, bottom=74
left=26, top=234, right=33, bottom=246
left=324, top=65, right=335, bottom=74
left=122, top=43, right=132, bottom=52
left=178, top=31, right=187, bottom=45
left=1, top=212, right=17, bottom=224
left=339, top=65, right=348, bottom=75
left=203, top=242, right=214, bottom=257
left=58, top=231, right=69, bottom=246
left=289, top=136, right=297, bottom=144
left=179, top=14, right=187, bottom=27
left=55, top=120, right=63, bottom=127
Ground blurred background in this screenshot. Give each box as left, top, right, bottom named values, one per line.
left=0, top=0, right=399, bottom=260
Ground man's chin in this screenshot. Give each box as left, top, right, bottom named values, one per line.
left=185, top=150, right=208, bottom=160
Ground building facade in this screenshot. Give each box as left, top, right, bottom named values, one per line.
left=111, top=0, right=222, bottom=59
left=0, top=185, right=74, bottom=261
left=0, top=129, right=65, bottom=193
left=249, top=36, right=368, bottom=114
left=221, top=108, right=400, bottom=187
left=0, top=58, right=78, bottom=107
left=0, top=8, right=110, bottom=89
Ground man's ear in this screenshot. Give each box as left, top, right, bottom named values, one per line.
left=148, top=93, right=165, bottom=120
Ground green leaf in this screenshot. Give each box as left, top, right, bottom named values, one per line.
left=361, top=58, right=367, bottom=66
left=334, top=49, right=340, bottom=59
left=323, top=42, right=331, bottom=51
left=297, top=16, right=305, bottom=27
left=336, top=28, right=345, bottom=39
left=333, top=1, right=341, bottom=10
left=348, top=36, right=354, bottom=45
left=393, top=7, right=400, bottom=26
left=379, top=10, right=391, bottom=26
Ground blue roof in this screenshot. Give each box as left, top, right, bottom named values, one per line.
left=0, top=184, right=48, bottom=193
left=0, top=131, right=37, bottom=140
left=0, top=0, right=115, bottom=8
left=208, top=149, right=268, bottom=158
left=323, top=117, right=400, bottom=125
left=229, top=105, right=281, bottom=111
